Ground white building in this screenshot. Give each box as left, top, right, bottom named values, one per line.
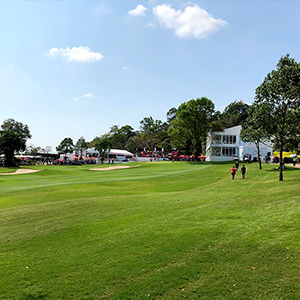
left=206, top=125, right=272, bottom=162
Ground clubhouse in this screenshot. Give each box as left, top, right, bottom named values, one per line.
left=206, top=125, right=273, bottom=162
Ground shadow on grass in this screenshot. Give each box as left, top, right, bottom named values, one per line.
left=266, top=166, right=299, bottom=172
left=188, top=161, right=233, bottom=166
left=19, top=293, right=47, bottom=300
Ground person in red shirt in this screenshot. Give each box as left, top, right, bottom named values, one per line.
left=231, top=166, right=236, bottom=180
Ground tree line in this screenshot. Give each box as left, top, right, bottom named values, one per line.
left=1, top=54, right=300, bottom=181
left=53, top=98, right=250, bottom=161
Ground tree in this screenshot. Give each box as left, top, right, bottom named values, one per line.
left=0, top=118, right=31, bottom=167
left=166, top=107, right=177, bottom=124
left=169, top=97, right=221, bottom=160
left=75, top=136, right=87, bottom=158
left=94, top=138, right=112, bottom=163
left=56, top=138, right=74, bottom=160
left=107, top=125, right=135, bottom=149
left=255, top=54, right=300, bottom=181
left=125, top=135, right=141, bottom=154
left=87, top=136, right=102, bottom=148
left=240, top=104, right=271, bottom=170
left=219, top=100, right=250, bottom=128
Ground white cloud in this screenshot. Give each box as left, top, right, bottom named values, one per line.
left=128, top=4, right=147, bottom=17
left=146, top=22, right=155, bottom=27
left=49, top=46, right=103, bottom=62
left=83, top=93, right=95, bottom=98
left=73, top=97, right=79, bottom=101
left=122, top=66, right=131, bottom=71
left=153, top=4, right=228, bottom=39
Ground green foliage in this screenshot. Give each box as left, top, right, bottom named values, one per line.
left=0, top=118, right=31, bottom=167
left=140, top=117, right=162, bottom=134
left=107, top=125, right=135, bottom=149
left=56, top=137, right=74, bottom=156
left=255, top=53, right=300, bottom=180
left=74, top=136, right=87, bottom=156
left=169, top=97, right=221, bottom=159
left=240, top=103, right=271, bottom=169
left=219, top=100, right=250, bottom=128
left=94, top=138, right=112, bottom=161
left=166, top=107, right=177, bottom=124
left=125, top=135, right=141, bottom=153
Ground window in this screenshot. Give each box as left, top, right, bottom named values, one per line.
left=222, top=147, right=236, bottom=156
left=222, top=135, right=237, bottom=144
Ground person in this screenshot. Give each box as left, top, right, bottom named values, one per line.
left=241, top=165, right=246, bottom=179
left=231, top=166, right=236, bottom=180
left=293, top=156, right=297, bottom=167
left=235, top=160, right=239, bottom=171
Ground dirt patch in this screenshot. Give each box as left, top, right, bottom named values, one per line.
left=90, top=165, right=141, bottom=171
left=0, top=169, right=42, bottom=175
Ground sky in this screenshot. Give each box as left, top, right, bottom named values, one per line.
left=1, top=0, right=300, bottom=151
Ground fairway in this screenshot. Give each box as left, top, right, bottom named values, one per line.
left=1, top=161, right=300, bottom=299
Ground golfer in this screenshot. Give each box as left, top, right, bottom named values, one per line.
left=241, top=165, right=246, bottom=179
left=235, top=160, right=239, bottom=171
left=231, top=166, right=236, bottom=180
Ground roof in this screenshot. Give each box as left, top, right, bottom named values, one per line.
left=86, top=148, right=134, bottom=157
left=109, top=149, right=134, bottom=156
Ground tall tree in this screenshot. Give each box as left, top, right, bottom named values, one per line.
left=240, top=104, right=271, bottom=170
left=0, top=118, right=31, bottom=167
left=166, top=107, right=177, bottom=124
left=125, top=135, right=141, bottom=154
left=75, top=136, right=87, bottom=157
left=169, top=97, right=221, bottom=160
left=108, top=125, right=135, bottom=149
left=255, top=54, right=300, bottom=181
left=220, top=100, right=250, bottom=128
left=94, top=138, right=112, bottom=163
left=56, top=138, right=74, bottom=160
left=139, top=117, right=162, bottom=134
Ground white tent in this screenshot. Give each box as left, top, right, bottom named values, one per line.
left=84, top=148, right=133, bottom=157
left=109, top=149, right=134, bottom=157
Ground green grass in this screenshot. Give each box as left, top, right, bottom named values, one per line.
left=1, top=161, right=300, bottom=299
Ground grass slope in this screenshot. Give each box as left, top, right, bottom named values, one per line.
left=0, top=162, right=300, bottom=299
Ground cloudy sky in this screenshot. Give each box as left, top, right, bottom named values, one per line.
left=0, top=1, right=299, bottom=150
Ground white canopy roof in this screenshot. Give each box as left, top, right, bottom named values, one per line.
left=86, top=148, right=133, bottom=157
left=109, top=149, right=134, bottom=156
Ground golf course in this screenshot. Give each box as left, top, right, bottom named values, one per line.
left=1, top=161, right=300, bottom=299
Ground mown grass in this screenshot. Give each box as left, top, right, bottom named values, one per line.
left=1, top=161, right=300, bottom=299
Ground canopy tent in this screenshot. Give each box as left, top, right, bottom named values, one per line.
left=84, top=148, right=134, bottom=157
left=109, top=149, right=134, bottom=157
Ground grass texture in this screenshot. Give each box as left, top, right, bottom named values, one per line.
left=0, top=161, right=300, bottom=299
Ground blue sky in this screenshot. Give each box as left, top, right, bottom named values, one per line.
left=1, top=0, right=300, bottom=151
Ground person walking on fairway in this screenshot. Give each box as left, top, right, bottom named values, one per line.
left=231, top=166, right=236, bottom=180
left=241, top=165, right=246, bottom=179
left=235, top=160, right=239, bottom=171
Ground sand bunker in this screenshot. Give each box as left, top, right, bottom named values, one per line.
left=0, top=169, right=41, bottom=175
left=90, top=165, right=141, bottom=171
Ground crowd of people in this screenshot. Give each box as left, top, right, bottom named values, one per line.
left=136, top=151, right=165, bottom=159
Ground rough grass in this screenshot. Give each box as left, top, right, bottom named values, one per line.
left=0, top=161, right=300, bottom=299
